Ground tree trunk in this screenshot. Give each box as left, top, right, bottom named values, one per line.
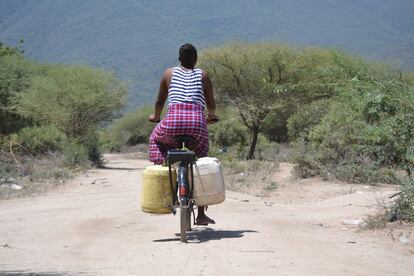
left=247, top=125, right=259, bottom=160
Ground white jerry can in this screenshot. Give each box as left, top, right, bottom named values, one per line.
left=192, top=157, right=225, bottom=206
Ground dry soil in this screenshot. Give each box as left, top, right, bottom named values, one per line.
left=0, top=154, right=413, bottom=275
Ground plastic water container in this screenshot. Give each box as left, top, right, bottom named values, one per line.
left=193, top=157, right=225, bottom=206
left=141, top=165, right=177, bottom=214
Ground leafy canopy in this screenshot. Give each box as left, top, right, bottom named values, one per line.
left=0, top=42, right=34, bottom=134
left=15, top=65, right=127, bottom=138
left=199, top=42, right=371, bottom=158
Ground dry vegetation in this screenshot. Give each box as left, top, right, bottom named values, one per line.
left=0, top=151, right=73, bottom=199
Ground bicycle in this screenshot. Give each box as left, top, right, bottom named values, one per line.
left=166, top=135, right=197, bottom=243
left=150, top=116, right=218, bottom=243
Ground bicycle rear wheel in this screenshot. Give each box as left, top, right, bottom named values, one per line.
left=180, top=207, right=190, bottom=242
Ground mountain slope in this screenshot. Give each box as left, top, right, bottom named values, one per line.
left=1, top=0, right=413, bottom=107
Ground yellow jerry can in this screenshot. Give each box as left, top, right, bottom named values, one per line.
left=141, top=165, right=177, bottom=214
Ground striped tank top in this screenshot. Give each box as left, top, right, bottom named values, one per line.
left=168, top=67, right=206, bottom=108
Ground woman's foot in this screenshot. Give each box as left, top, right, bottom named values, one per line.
left=196, top=206, right=215, bottom=225
left=195, top=215, right=216, bottom=226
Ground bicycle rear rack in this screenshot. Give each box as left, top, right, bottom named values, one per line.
left=166, top=149, right=196, bottom=211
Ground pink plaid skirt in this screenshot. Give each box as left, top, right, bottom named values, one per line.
left=149, top=103, right=209, bottom=164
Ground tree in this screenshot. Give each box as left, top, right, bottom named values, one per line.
left=0, top=41, right=34, bottom=134
left=199, top=42, right=348, bottom=158
left=14, top=64, right=127, bottom=138
left=0, top=39, right=24, bottom=57
left=199, top=43, right=290, bottom=158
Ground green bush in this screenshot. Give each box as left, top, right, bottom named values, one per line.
left=13, top=125, right=65, bottom=155
left=15, top=64, right=127, bottom=138
left=0, top=50, right=35, bottom=134
left=314, top=80, right=413, bottom=168
left=291, top=79, right=414, bottom=183
left=0, top=161, right=21, bottom=180
left=332, top=164, right=398, bottom=184
left=80, top=131, right=103, bottom=166
left=62, top=139, right=90, bottom=168
left=287, top=99, right=332, bottom=141
left=1, top=42, right=129, bottom=171
left=30, top=166, right=72, bottom=182
left=13, top=64, right=127, bottom=165
left=100, top=106, right=154, bottom=152
left=289, top=138, right=321, bottom=178
left=390, top=177, right=414, bottom=222
left=290, top=139, right=399, bottom=183
left=209, top=116, right=248, bottom=149
left=256, top=135, right=282, bottom=161
left=60, top=130, right=103, bottom=167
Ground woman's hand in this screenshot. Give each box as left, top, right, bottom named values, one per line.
left=148, top=114, right=161, bottom=123
left=207, top=114, right=219, bottom=124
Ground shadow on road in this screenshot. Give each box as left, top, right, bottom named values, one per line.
left=0, top=271, right=75, bottom=276
left=98, top=166, right=142, bottom=171
left=152, top=228, right=258, bottom=243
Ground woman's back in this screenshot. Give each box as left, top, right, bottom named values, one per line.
left=168, top=67, right=206, bottom=108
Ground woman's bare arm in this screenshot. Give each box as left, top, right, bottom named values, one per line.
left=202, top=70, right=217, bottom=122
left=149, top=68, right=172, bottom=122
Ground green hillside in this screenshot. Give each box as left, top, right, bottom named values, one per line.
left=1, top=0, right=413, bottom=108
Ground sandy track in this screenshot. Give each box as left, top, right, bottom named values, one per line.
left=0, top=154, right=413, bottom=275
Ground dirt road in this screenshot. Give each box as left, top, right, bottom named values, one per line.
left=0, top=154, right=413, bottom=275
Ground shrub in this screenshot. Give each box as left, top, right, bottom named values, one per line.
left=80, top=131, right=103, bottom=166
left=289, top=138, right=321, bottom=178
left=60, top=130, right=103, bottom=167
left=332, top=164, right=398, bottom=184
left=261, top=110, right=290, bottom=143
left=30, top=166, right=72, bottom=182
left=209, top=116, right=248, bottom=149
left=256, top=135, right=282, bottom=161
left=13, top=64, right=127, bottom=165
left=390, top=177, right=414, bottom=222
left=291, top=79, right=414, bottom=183
left=62, top=139, right=90, bottom=168
left=0, top=51, right=35, bottom=134
left=100, top=106, right=154, bottom=152
left=287, top=98, right=332, bottom=141
left=291, top=138, right=401, bottom=183
left=15, top=64, right=127, bottom=138
left=13, top=125, right=65, bottom=155
left=0, top=161, right=21, bottom=180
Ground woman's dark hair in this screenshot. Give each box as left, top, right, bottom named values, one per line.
left=179, top=43, right=197, bottom=69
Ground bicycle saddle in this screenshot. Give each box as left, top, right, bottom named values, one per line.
left=173, top=135, right=195, bottom=147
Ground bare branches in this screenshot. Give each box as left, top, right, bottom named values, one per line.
left=9, top=139, right=20, bottom=166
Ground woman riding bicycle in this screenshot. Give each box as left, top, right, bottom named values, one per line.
left=148, top=43, right=217, bottom=225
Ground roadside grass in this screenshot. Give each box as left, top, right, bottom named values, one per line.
left=264, top=181, right=278, bottom=191
left=389, top=177, right=414, bottom=222
left=0, top=152, right=74, bottom=199
left=221, top=159, right=279, bottom=195
left=363, top=212, right=390, bottom=230
left=363, top=196, right=390, bottom=230
left=363, top=178, right=414, bottom=229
